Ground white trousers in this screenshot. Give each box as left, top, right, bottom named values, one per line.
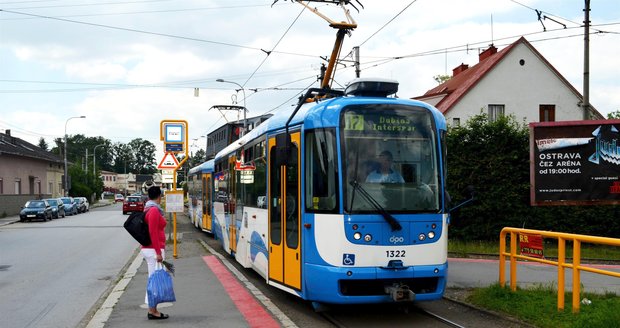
left=141, top=248, right=165, bottom=305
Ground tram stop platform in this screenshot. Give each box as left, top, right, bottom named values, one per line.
left=85, top=214, right=284, bottom=328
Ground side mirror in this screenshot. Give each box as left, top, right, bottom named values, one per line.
left=449, top=185, right=475, bottom=213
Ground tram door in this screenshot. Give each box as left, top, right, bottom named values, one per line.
left=229, top=156, right=238, bottom=253
left=202, top=174, right=212, bottom=231
left=268, top=132, right=301, bottom=289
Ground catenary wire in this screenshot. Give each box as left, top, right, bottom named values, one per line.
left=358, top=0, right=418, bottom=48
left=241, top=4, right=306, bottom=88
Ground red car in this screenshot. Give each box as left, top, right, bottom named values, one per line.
left=123, top=195, right=144, bottom=214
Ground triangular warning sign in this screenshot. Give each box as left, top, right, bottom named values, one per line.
left=158, top=152, right=180, bottom=169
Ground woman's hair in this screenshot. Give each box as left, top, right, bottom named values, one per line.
left=148, top=186, right=162, bottom=200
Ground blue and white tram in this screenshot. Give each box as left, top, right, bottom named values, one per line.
left=207, top=78, right=458, bottom=305
left=187, top=160, right=215, bottom=233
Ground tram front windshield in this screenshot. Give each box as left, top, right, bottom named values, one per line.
left=341, top=104, right=440, bottom=213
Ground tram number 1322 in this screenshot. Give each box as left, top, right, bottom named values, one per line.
left=386, top=250, right=406, bottom=258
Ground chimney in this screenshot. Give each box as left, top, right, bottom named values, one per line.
left=479, top=45, right=498, bottom=62
left=5, top=129, right=10, bottom=136
left=452, top=63, right=469, bottom=77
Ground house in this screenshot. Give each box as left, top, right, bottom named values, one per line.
left=115, top=173, right=134, bottom=195
left=100, top=170, right=118, bottom=192
left=415, top=37, right=604, bottom=126
left=0, top=130, right=65, bottom=216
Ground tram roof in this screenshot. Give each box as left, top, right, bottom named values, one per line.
left=188, top=159, right=214, bottom=175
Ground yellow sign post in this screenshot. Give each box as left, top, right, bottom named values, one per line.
left=159, top=120, right=189, bottom=258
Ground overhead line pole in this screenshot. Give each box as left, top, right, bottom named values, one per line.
left=582, top=0, right=591, bottom=120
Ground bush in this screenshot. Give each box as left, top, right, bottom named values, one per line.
left=447, top=114, right=620, bottom=240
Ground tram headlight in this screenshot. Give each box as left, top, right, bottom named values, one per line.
left=428, top=231, right=436, bottom=239
left=418, top=233, right=426, bottom=241
left=364, top=234, right=372, bottom=242
left=353, top=232, right=362, bottom=240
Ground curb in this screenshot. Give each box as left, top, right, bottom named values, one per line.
left=85, top=251, right=144, bottom=328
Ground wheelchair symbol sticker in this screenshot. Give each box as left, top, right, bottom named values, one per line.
left=343, top=254, right=355, bottom=266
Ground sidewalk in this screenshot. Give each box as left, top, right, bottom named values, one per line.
left=88, top=214, right=285, bottom=328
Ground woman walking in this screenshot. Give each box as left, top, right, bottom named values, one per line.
left=141, top=186, right=169, bottom=320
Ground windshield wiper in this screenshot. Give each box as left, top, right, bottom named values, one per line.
left=349, top=181, right=402, bottom=231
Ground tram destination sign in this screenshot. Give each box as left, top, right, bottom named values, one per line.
left=530, top=120, right=620, bottom=206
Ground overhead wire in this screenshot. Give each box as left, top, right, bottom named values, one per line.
left=357, top=0, right=418, bottom=48
left=241, top=4, right=306, bottom=88
left=0, top=3, right=276, bottom=20
left=0, top=8, right=321, bottom=60
left=4, top=0, right=173, bottom=10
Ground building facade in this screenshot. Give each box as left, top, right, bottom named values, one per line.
left=0, top=130, right=65, bottom=216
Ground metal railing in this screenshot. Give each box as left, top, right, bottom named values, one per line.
left=499, top=227, right=620, bottom=313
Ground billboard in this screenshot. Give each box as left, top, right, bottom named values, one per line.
left=530, top=119, right=620, bottom=206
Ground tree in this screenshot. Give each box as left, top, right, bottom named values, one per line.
left=193, top=149, right=206, bottom=166
left=112, top=142, right=134, bottom=174
left=607, top=110, right=620, bottom=119
left=38, top=137, right=48, bottom=151
left=128, top=138, right=157, bottom=174
left=433, top=74, right=451, bottom=84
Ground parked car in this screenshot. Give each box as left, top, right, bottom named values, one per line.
left=115, top=194, right=124, bottom=202
left=60, top=197, right=78, bottom=216
left=123, top=195, right=144, bottom=215
left=19, top=200, right=53, bottom=222
left=75, top=197, right=88, bottom=213
left=80, top=197, right=90, bottom=211
left=44, top=198, right=65, bottom=219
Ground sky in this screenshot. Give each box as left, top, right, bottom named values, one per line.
left=1, top=0, right=619, bottom=162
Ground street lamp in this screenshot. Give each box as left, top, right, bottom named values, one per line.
left=93, top=144, right=106, bottom=177
left=216, top=79, right=247, bottom=137
left=64, top=115, right=86, bottom=196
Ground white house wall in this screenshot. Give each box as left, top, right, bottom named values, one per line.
left=445, top=43, right=584, bottom=124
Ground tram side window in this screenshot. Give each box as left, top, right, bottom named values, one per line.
left=305, top=129, right=338, bottom=212
left=240, top=149, right=267, bottom=208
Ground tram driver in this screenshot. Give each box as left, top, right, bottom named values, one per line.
left=365, top=150, right=405, bottom=183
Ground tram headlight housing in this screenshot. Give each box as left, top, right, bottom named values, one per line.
left=353, top=232, right=362, bottom=240
left=364, top=234, right=372, bottom=242
left=428, top=231, right=435, bottom=239
left=418, top=233, right=426, bottom=241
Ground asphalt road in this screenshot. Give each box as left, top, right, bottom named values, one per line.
left=0, top=203, right=137, bottom=328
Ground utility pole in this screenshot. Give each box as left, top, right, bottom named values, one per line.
left=582, top=0, right=590, bottom=120
left=353, top=46, right=361, bottom=78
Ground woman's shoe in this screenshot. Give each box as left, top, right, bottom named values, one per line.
left=147, top=312, right=169, bottom=320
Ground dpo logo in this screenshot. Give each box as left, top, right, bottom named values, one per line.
left=389, top=236, right=405, bottom=243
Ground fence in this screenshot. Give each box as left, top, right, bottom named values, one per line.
left=499, top=227, right=620, bottom=313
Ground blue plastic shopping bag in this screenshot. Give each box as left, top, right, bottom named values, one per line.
left=147, top=264, right=176, bottom=308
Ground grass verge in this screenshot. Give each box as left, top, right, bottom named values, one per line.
left=468, top=283, right=620, bottom=328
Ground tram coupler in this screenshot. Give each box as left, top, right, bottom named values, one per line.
left=385, top=283, right=415, bottom=302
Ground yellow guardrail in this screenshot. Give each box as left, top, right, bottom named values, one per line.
left=499, top=227, right=620, bottom=313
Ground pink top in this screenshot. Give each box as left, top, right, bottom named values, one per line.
left=142, top=207, right=166, bottom=255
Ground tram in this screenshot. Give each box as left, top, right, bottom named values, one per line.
left=187, top=160, right=215, bottom=233
left=186, top=78, right=473, bottom=305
